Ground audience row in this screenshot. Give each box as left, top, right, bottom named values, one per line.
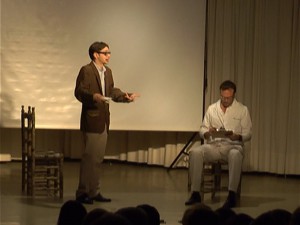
left=57, top=200, right=300, bottom=225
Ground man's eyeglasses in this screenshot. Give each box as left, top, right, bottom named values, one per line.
left=220, top=95, right=234, bottom=101
left=98, top=51, right=111, bottom=56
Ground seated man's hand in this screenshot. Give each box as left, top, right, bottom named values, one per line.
left=228, top=133, right=242, bottom=141
left=204, top=127, right=217, bottom=140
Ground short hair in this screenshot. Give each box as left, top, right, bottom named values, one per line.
left=290, top=206, right=300, bottom=225
left=115, top=207, right=150, bottom=225
left=181, top=203, right=220, bottom=225
left=88, top=41, right=109, bottom=60
left=82, top=208, right=108, bottom=225
left=90, top=212, right=132, bottom=225
left=219, top=80, right=236, bottom=93
left=215, top=207, right=236, bottom=224
left=57, top=200, right=87, bottom=225
left=137, top=204, right=160, bottom=225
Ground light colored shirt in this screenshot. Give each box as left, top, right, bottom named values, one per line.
left=199, top=99, right=252, bottom=144
left=93, top=62, right=106, bottom=96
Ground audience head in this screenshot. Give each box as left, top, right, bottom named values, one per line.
left=137, top=204, right=160, bottom=225
left=57, top=200, right=87, bottom=225
left=90, top=212, right=132, bottom=225
left=215, top=207, right=236, bottom=224
left=290, top=206, right=300, bottom=225
left=82, top=207, right=108, bottom=225
left=251, top=209, right=291, bottom=225
left=271, top=209, right=292, bottom=225
left=226, top=213, right=253, bottom=225
left=182, top=203, right=220, bottom=225
left=115, top=206, right=150, bottom=225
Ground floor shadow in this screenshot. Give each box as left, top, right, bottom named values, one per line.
left=205, top=195, right=284, bottom=208
left=18, top=196, right=64, bottom=209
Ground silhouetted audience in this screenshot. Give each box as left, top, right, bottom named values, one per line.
left=82, top=207, right=109, bottom=225
left=270, top=209, right=292, bottom=225
left=56, top=200, right=299, bottom=225
left=115, top=206, right=150, bottom=225
left=137, top=204, right=161, bottom=225
left=226, top=213, right=253, bottom=225
left=182, top=203, right=220, bottom=225
left=290, top=206, right=300, bottom=225
left=251, top=208, right=292, bottom=225
left=57, top=200, right=87, bottom=225
left=215, top=207, right=236, bottom=225
left=90, top=212, right=132, bottom=225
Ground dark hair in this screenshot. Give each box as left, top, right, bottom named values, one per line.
left=290, top=206, right=300, bottom=225
left=89, top=41, right=109, bottom=60
left=227, top=213, right=253, bottom=225
left=137, top=204, right=160, bottom=225
left=182, top=203, right=220, bottom=225
left=57, top=200, right=87, bottom=225
left=82, top=208, right=108, bottom=225
left=116, top=207, right=150, bottom=225
left=219, top=80, right=236, bottom=93
left=215, top=207, right=236, bottom=224
left=90, top=212, right=132, bottom=225
left=251, top=209, right=291, bottom=225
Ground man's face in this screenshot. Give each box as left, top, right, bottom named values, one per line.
left=220, top=88, right=235, bottom=108
left=95, top=46, right=111, bottom=65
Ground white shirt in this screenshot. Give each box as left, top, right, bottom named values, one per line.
left=93, top=62, right=106, bottom=96
left=199, top=99, right=252, bottom=144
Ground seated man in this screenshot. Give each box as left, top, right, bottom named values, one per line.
left=185, top=80, right=252, bottom=208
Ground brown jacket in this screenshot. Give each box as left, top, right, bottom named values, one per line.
left=74, top=62, right=128, bottom=133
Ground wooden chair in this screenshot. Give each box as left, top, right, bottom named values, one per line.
left=21, top=105, right=64, bottom=198
left=188, top=160, right=242, bottom=200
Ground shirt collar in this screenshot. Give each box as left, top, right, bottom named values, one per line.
left=93, top=61, right=106, bottom=73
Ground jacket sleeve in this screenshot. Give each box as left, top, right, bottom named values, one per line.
left=74, top=66, right=95, bottom=107
left=105, top=68, right=130, bottom=103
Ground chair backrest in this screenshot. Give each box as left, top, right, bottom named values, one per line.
left=21, top=105, right=36, bottom=158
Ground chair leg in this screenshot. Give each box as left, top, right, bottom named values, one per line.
left=59, top=157, right=64, bottom=199
left=237, top=173, right=242, bottom=198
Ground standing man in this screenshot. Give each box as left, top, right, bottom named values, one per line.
left=185, top=80, right=252, bottom=208
left=74, top=41, right=139, bottom=204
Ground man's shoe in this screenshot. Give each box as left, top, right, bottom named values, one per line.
left=92, top=193, right=111, bottom=202
left=76, top=194, right=94, bottom=205
left=185, top=191, right=201, bottom=205
left=222, top=191, right=237, bottom=208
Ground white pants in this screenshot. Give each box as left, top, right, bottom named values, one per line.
left=76, top=129, right=108, bottom=198
left=189, top=141, right=243, bottom=193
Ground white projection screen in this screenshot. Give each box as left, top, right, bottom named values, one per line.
left=0, top=0, right=206, bottom=131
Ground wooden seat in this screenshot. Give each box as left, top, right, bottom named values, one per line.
left=21, top=105, right=64, bottom=198
left=188, top=160, right=242, bottom=200
left=200, top=161, right=242, bottom=200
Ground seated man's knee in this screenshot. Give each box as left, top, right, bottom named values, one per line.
left=228, top=149, right=243, bottom=160
left=189, top=146, right=205, bottom=159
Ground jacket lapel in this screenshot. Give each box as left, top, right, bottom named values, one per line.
left=90, top=62, right=104, bottom=95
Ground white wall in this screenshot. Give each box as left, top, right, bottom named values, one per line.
left=1, top=0, right=206, bottom=131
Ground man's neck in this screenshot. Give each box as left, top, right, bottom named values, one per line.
left=93, top=61, right=104, bottom=70
left=221, top=104, right=227, bottom=113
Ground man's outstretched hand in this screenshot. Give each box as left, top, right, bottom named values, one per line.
left=125, top=93, right=140, bottom=102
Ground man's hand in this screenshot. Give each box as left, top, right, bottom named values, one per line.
left=125, top=93, right=140, bottom=102
left=93, top=93, right=107, bottom=103
left=227, top=133, right=242, bottom=141
left=204, top=127, right=217, bottom=140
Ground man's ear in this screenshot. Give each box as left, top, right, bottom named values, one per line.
left=93, top=52, right=98, bottom=60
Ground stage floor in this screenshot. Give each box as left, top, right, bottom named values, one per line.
left=1, top=161, right=300, bottom=225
